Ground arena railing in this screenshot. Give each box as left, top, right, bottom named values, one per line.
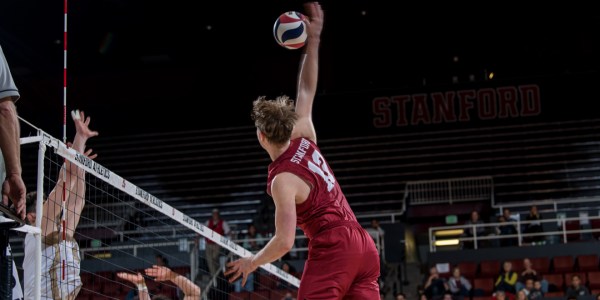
left=429, top=214, right=600, bottom=252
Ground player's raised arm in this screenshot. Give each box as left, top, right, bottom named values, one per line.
left=291, top=2, right=323, bottom=144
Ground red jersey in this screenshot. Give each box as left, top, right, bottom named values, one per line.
left=267, top=137, right=357, bottom=239
left=206, top=218, right=225, bottom=244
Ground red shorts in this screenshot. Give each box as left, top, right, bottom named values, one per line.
left=297, top=220, right=380, bottom=300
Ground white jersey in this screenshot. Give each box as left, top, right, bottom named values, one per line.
left=23, top=233, right=82, bottom=300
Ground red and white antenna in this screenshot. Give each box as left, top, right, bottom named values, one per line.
left=61, top=0, right=68, bottom=281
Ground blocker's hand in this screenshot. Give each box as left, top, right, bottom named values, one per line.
left=224, top=256, right=258, bottom=287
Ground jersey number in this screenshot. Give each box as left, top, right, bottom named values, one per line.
left=307, top=150, right=335, bottom=192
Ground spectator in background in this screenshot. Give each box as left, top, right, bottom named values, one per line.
left=515, top=258, right=548, bottom=293
left=367, top=218, right=386, bottom=288
left=275, top=261, right=297, bottom=290
left=395, top=292, right=406, bottom=300
left=242, top=223, right=265, bottom=252
left=520, top=278, right=534, bottom=298
left=524, top=205, right=544, bottom=244
left=205, top=208, right=230, bottom=277
left=516, top=290, right=527, bottom=300
left=447, top=266, right=471, bottom=298
left=492, top=290, right=507, bottom=300
left=462, top=210, right=486, bottom=249
left=496, top=215, right=518, bottom=247
left=424, top=266, right=448, bottom=300
left=233, top=223, right=265, bottom=292
left=528, top=280, right=543, bottom=300
left=494, top=261, right=518, bottom=295
left=442, top=291, right=453, bottom=300
left=503, top=208, right=517, bottom=222
left=282, top=291, right=297, bottom=300
left=367, top=218, right=385, bottom=243
left=565, top=274, right=590, bottom=298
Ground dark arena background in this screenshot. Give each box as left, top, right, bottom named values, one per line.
left=1, top=0, right=599, bottom=299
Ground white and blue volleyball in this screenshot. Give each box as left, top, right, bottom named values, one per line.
left=273, top=11, right=307, bottom=50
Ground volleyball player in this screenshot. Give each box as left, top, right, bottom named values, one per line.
left=225, top=2, right=381, bottom=298
left=22, top=110, right=98, bottom=299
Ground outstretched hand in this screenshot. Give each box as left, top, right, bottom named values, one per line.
left=145, top=265, right=176, bottom=282
left=71, top=109, right=99, bottom=140
left=303, top=2, right=324, bottom=41
left=224, top=256, right=258, bottom=287
left=116, top=272, right=145, bottom=285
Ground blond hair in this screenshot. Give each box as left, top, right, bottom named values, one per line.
left=251, top=95, right=298, bottom=145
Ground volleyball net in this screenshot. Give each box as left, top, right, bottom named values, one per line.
left=5, top=125, right=300, bottom=300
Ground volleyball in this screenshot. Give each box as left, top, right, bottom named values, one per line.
left=273, top=11, right=307, bottom=50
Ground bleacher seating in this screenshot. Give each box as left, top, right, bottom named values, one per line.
left=577, top=254, right=600, bottom=272
left=446, top=254, right=600, bottom=298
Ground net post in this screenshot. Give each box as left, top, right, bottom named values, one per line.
left=34, top=139, right=47, bottom=300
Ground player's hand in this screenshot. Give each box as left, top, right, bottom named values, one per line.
left=224, top=256, right=258, bottom=287
left=116, top=272, right=145, bottom=285
left=83, top=147, right=98, bottom=160
left=71, top=109, right=99, bottom=140
left=2, top=173, right=26, bottom=220
left=303, top=2, right=323, bottom=41
left=66, top=142, right=97, bottom=160
left=145, top=265, right=176, bottom=282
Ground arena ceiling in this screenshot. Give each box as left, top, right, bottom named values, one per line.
left=1, top=0, right=598, bottom=137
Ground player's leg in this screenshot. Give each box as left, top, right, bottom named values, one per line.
left=297, top=227, right=361, bottom=299
left=343, top=228, right=381, bottom=300
left=297, top=255, right=350, bottom=299
left=64, top=241, right=82, bottom=300
left=343, top=250, right=380, bottom=300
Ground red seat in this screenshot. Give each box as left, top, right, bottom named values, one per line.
left=591, top=219, right=600, bottom=239
left=565, top=220, right=580, bottom=241
left=229, top=291, right=251, bottom=300
left=544, top=291, right=565, bottom=298
left=480, top=260, right=501, bottom=278
left=553, top=255, right=575, bottom=273
left=250, top=290, right=271, bottom=300
left=457, top=261, right=479, bottom=278
left=256, top=273, right=277, bottom=290
left=587, top=271, right=600, bottom=289
left=530, top=257, right=550, bottom=275
left=473, top=277, right=495, bottom=295
left=577, top=254, right=599, bottom=271
left=508, top=259, right=524, bottom=274
left=80, top=271, right=93, bottom=284
left=543, top=273, right=565, bottom=292
left=94, top=270, right=114, bottom=281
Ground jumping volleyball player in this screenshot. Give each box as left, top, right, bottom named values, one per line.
left=22, top=110, right=98, bottom=299
left=225, top=2, right=381, bottom=299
